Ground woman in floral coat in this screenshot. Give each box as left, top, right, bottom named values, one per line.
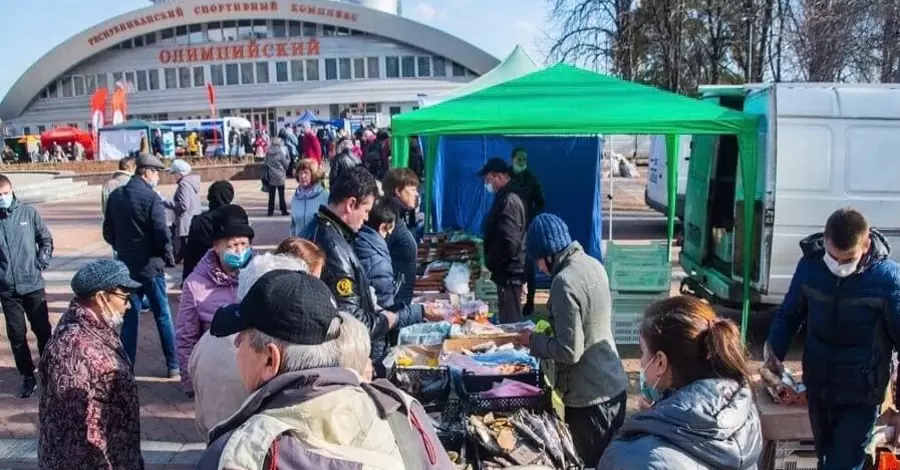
left=38, top=260, right=144, bottom=470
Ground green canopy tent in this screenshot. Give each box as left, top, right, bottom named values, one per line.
left=391, top=63, right=761, bottom=339
left=98, top=119, right=174, bottom=160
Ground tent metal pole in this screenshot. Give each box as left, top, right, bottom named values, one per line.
left=607, top=136, right=614, bottom=245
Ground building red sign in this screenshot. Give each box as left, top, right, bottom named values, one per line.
left=88, top=7, right=185, bottom=46
left=158, top=39, right=321, bottom=64
left=290, top=3, right=358, bottom=22
left=193, top=2, right=279, bottom=15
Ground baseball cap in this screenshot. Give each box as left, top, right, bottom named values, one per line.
left=210, top=270, right=342, bottom=345
left=477, top=157, right=511, bottom=177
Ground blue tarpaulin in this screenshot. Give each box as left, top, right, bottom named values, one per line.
left=431, top=135, right=604, bottom=262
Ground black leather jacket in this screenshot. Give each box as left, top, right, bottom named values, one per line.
left=329, top=150, right=359, bottom=185
left=304, top=206, right=389, bottom=354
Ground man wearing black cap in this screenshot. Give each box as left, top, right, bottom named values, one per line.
left=103, top=153, right=179, bottom=377
left=196, top=270, right=451, bottom=470
left=478, top=157, right=527, bottom=323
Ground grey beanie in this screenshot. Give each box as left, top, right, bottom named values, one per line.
left=71, top=260, right=141, bottom=298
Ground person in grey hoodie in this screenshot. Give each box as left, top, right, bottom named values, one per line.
left=163, top=159, right=201, bottom=260
left=515, top=213, right=627, bottom=465
left=597, top=296, right=763, bottom=470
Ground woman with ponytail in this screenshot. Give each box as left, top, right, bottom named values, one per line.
left=597, top=296, right=763, bottom=469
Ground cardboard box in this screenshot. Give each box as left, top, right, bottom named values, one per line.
left=442, top=335, right=518, bottom=354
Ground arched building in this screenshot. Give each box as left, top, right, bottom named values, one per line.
left=0, top=0, right=497, bottom=136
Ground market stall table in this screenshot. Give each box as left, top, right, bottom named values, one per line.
left=755, top=383, right=815, bottom=470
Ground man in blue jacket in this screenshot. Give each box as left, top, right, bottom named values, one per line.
left=767, top=207, right=900, bottom=470
left=103, top=153, right=178, bottom=378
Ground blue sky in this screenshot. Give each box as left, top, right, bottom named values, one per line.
left=0, top=0, right=548, bottom=102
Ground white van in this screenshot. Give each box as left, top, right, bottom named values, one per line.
left=645, top=135, right=691, bottom=219
left=680, top=83, right=900, bottom=306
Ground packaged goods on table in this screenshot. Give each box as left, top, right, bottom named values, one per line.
left=467, top=410, right=583, bottom=469
left=415, top=232, right=484, bottom=295
left=759, top=343, right=807, bottom=406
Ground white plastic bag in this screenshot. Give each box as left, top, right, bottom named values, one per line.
left=444, top=262, right=471, bottom=294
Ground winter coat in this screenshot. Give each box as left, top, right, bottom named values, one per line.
left=263, top=143, right=290, bottom=188
left=189, top=332, right=247, bottom=438
left=301, top=131, right=323, bottom=163
left=509, top=168, right=545, bottom=222
left=767, top=230, right=900, bottom=405
left=385, top=197, right=418, bottom=307
left=290, top=184, right=329, bottom=237
left=529, top=241, right=627, bottom=408
left=101, top=171, right=130, bottom=217
left=330, top=149, right=359, bottom=185
left=279, top=128, right=299, bottom=159
left=0, top=199, right=53, bottom=296
left=598, top=378, right=763, bottom=470
left=103, top=177, right=173, bottom=279
left=300, top=207, right=389, bottom=360
left=354, top=226, right=423, bottom=328
left=176, top=250, right=239, bottom=393
left=39, top=301, right=144, bottom=470
left=482, top=185, right=527, bottom=284
left=164, top=174, right=202, bottom=237
left=195, top=368, right=453, bottom=470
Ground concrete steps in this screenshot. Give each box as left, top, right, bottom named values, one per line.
left=8, top=174, right=95, bottom=205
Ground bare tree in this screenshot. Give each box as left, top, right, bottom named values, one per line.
left=782, top=0, right=869, bottom=81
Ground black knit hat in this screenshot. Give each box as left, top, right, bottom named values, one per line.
left=210, top=270, right=342, bottom=345
left=213, top=204, right=254, bottom=241
left=207, top=181, right=235, bottom=210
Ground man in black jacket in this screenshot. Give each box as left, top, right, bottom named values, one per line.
left=479, top=158, right=528, bottom=323
left=300, top=166, right=397, bottom=377
left=103, top=153, right=178, bottom=377
left=0, top=174, right=53, bottom=398
left=509, top=147, right=546, bottom=316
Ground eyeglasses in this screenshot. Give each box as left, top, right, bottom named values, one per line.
left=105, top=291, right=131, bottom=301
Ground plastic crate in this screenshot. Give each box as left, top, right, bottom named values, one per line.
left=766, top=439, right=817, bottom=470
left=464, top=390, right=551, bottom=414
left=390, top=366, right=451, bottom=406
left=462, top=370, right=541, bottom=394
left=605, top=241, right=671, bottom=292
left=612, top=292, right=670, bottom=345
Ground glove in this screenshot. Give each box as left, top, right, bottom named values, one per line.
left=164, top=253, right=176, bottom=268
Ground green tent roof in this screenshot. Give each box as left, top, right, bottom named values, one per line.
left=101, top=119, right=171, bottom=132
left=425, top=45, right=540, bottom=106
left=392, top=63, right=757, bottom=136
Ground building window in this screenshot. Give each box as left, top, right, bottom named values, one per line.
left=417, top=57, right=431, bottom=77
left=222, top=21, right=238, bottom=41
left=225, top=64, right=239, bottom=85
left=121, top=40, right=132, bottom=50
left=175, top=25, right=189, bottom=45
left=179, top=67, right=192, bottom=88
left=324, top=59, right=337, bottom=80
left=256, top=62, right=269, bottom=83
left=145, top=32, right=157, bottom=46
left=148, top=70, right=160, bottom=90
left=290, top=60, right=304, bottom=81
left=189, top=24, right=203, bottom=44
left=366, top=103, right=379, bottom=114
left=37, top=125, right=46, bottom=134
left=85, top=74, right=97, bottom=92
left=353, top=58, right=365, bottom=79
left=272, top=20, right=287, bottom=38
left=134, top=35, right=144, bottom=48
left=193, top=66, right=205, bottom=87
left=47, top=84, right=57, bottom=98
left=306, top=59, right=319, bottom=81
left=252, top=20, right=268, bottom=39
left=164, top=68, right=177, bottom=89
left=367, top=57, right=380, bottom=78
left=210, top=64, right=224, bottom=86
left=274, top=62, right=288, bottom=82
left=23, top=127, right=31, bottom=135
left=288, top=20, right=302, bottom=37
left=389, top=106, right=401, bottom=116
left=73, top=76, right=86, bottom=96
left=137, top=70, right=148, bottom=91
left=339, top=58, right=351, bottom=80
left=207, top=22, right=223, bottom=42
left=386, top=56, right=400, bottom=78
left=112, top=72, right=123, bottom=85
left=452, top=62, right=465, bottom=77
left=61, top=77, right=73, bottom=98
left=303, top=22, right=317, bottom=36
left=401, top=56, right=415, bottom=78
left=238, top=20, right=253, bottom=41
left=323, top=25, right=336, bottom=36
left=125, top=71, right=135, bottom=88
left=160, top=28, right=175, bottom=45
left=240, top=63, right=254, bottom=84
left=336, top=27, right=351, bottom=36
left=433, top=57, right=447, bottom=77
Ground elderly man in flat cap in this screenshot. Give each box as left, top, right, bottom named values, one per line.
left=39, top=260, right=144, bottom=470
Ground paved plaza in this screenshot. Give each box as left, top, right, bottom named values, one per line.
left=0, top=174, right=654, bottom=468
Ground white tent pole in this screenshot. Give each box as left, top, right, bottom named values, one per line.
left=607, top=135, right=614, bottom=243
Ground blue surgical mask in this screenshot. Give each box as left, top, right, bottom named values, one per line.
left=639, top=356, right=661, bottom=404
left=484, top=183, right=494, bottom=194
left=0, top=194, right=12, bottom=209
left=222, top=249, right=252, bottom=269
